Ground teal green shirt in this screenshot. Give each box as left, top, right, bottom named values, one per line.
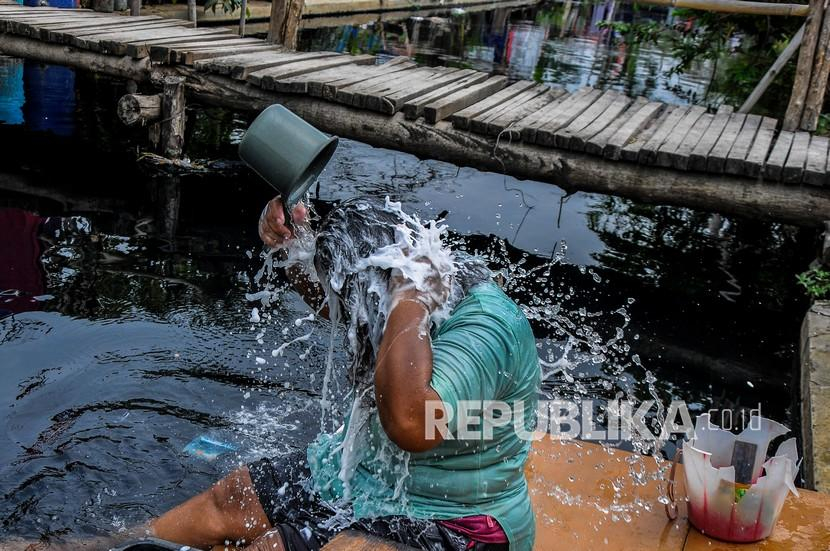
left=308, top=283, right=540, bottom=551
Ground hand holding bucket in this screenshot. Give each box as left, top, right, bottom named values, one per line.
left=239, top=104, right=338, bottom=227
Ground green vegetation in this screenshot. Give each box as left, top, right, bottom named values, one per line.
left=595, top=7, right=803, bottom=115
left=797, top=267, right=830, bottom=300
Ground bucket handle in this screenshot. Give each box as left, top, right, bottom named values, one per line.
left=664, top=446, right=682, bottom=521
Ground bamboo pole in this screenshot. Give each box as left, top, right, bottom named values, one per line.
left=739, top=24, right=804, bottom=113
left=187, top=0, right=197, bottom=24
left=239, top=0, right=247, bottom=37
left=785, top=0, right=825, bottom=130
left=627, top=0, right=809, bottom=17
left=803, top=0, right=830, bottom=129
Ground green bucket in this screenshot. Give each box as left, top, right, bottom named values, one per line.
left=239, top=104, right=338, bottom=208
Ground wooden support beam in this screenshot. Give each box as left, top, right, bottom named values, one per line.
left=267, top=0, right=303, bottom=49
left=739, top=24, right=804, bottom=114
left=632, top=0, right=809, bottom=16
left=804, top=1, right=830, bottom=130
left=784, top=0, right=826, bottom=131
left=129, top=0, right=140, bottom=16
left=117, top=93, right=161, bottom=125
left=1, top=33, right=829, bottom=227
left=187, top=0, right=197, bottom=24
left=239, top=0, right=247, bottom=36
left=160, top=76, right=186, bottom=159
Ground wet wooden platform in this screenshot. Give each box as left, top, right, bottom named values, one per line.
left=322, top=437, right=830, bottom=551
left=1, top=6, right=828, bottom=187
left=2, top=5, right=830, bottom=226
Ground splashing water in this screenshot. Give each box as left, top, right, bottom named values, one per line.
left=243, top=195, right=670, bottom=530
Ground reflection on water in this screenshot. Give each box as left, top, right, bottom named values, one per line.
left=300, top=1, right=715, bottom=106
left=0, top=61, right=817, bottom=542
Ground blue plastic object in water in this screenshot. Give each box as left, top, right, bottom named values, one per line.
left=183, top=435, right=237, bottom=461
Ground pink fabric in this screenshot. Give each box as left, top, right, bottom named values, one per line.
left=0, top=208, right=46, bottom=314
left=438, top=515, right=508, bottom=545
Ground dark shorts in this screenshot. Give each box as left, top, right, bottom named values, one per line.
left=247, top=451, right=508, bottom=551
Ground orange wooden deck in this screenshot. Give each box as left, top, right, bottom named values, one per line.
left=324, top=437, right=830, bottom=551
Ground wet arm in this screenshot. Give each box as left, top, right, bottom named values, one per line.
left=374, top=300, right=444, bottom=453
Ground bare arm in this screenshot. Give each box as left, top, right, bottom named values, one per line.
left=374, top=262, right=453, bottom=452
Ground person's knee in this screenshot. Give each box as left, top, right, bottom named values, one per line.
left=208, top=467, right=271, bottom=541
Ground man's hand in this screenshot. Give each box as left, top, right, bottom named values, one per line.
left=258, top=197, right=308, bottom=249
left=388, top=257, right=452, bottom=314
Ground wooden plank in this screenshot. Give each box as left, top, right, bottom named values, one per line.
left=725, top=113, right=762, bottom=175
left=583, top=96, right=647, bottom=156
left=362, top=67, right=462, bottom=112
left=44, top=19, right=190, bottom=41
left=274, top=62, right=383, bottom=94
left=72, top=26, right=212, bottom=53
left=535, top=88, right=604, bottom=147
left=249, top=55, right=375, bottom=89
left=379, top=68, right=473, bottom=115
left=481, top=86, right=564, bottom=139
left=669, top=112, right=713, bottom=170
left=705, top=113, right=747, bottom=173
left=196, top=51, right=336, bottom=80
left=422, top=76, right=509, bottom=124
left=570, top=93, right=632, bottom=152
left=804, top=135, right=830, bottom=186
left=688, top=105, right=734, bottom=172
left=340, top=67, right=440, bottom=109
left=316, top=58, right=415, bottom=99
left=180, top=45, right=282, bottom=65
left=4, top=16, right=102, bottom=36
left=782, top=131, right=811, bottom=184
left=602, top=99, right=661, bottom=160
left=402, top=71, right=490, bottom=120
left=638, top=105, right=690, bottom=165
left=332, top=65, right=420, bottom=106
left=743, top=116, right=778, bottom=178
left=469, top=83, right=549, bottom=135
left=763, top=131, right=795, bottom=181
left=552, top=90, right=620, bottom=149
left=491, top=87, right=569, bottom=140
left=655, top=105, right=706, bottom=167
left=116, top=34, right=250, bottom=58
left=619, top=105, right=676, bottom=163
left=451, top=80, right=537, bottom=131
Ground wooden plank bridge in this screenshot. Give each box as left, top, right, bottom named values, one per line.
left=1, top=5, right=830, bottom=225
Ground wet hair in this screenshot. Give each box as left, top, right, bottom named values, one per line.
left=313, top=198, right=490, bottom=393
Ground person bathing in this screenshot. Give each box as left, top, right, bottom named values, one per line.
left=147, top=196, right=541, bottom=551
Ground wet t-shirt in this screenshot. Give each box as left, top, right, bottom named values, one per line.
left=307, top=282, right=540, bottom=551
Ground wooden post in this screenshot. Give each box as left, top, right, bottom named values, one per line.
left=117, top=93, right=162, bottom=126
left=239, top=0, right=248, bottom=37
left=128, top=0, right=140, bottom=16
left=160, top=76, right=186, bottom=159
left=92, top=0, right=114, bottom=12
left=804, top=0, right=830, bottom=130
left=739, top=25, right=804, bottom=113
left=784, top=0, right=826, bottom=131
left=187, top=0, right=197, bottom=25
left=267, top=0, right=303, bottom=49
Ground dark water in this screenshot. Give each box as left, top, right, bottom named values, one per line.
left=0, top=58, right=818, bottom=543
left=299, top=1, right=718, bottom=108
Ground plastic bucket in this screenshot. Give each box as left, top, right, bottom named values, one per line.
left=238, top=104, right=338, bottom=208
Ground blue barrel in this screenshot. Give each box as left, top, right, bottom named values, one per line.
left=23, top=0, right=77, bottom=7
left=0, top=57, right=24, bottom=125
left=22, top=61, right=76, bottom=137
